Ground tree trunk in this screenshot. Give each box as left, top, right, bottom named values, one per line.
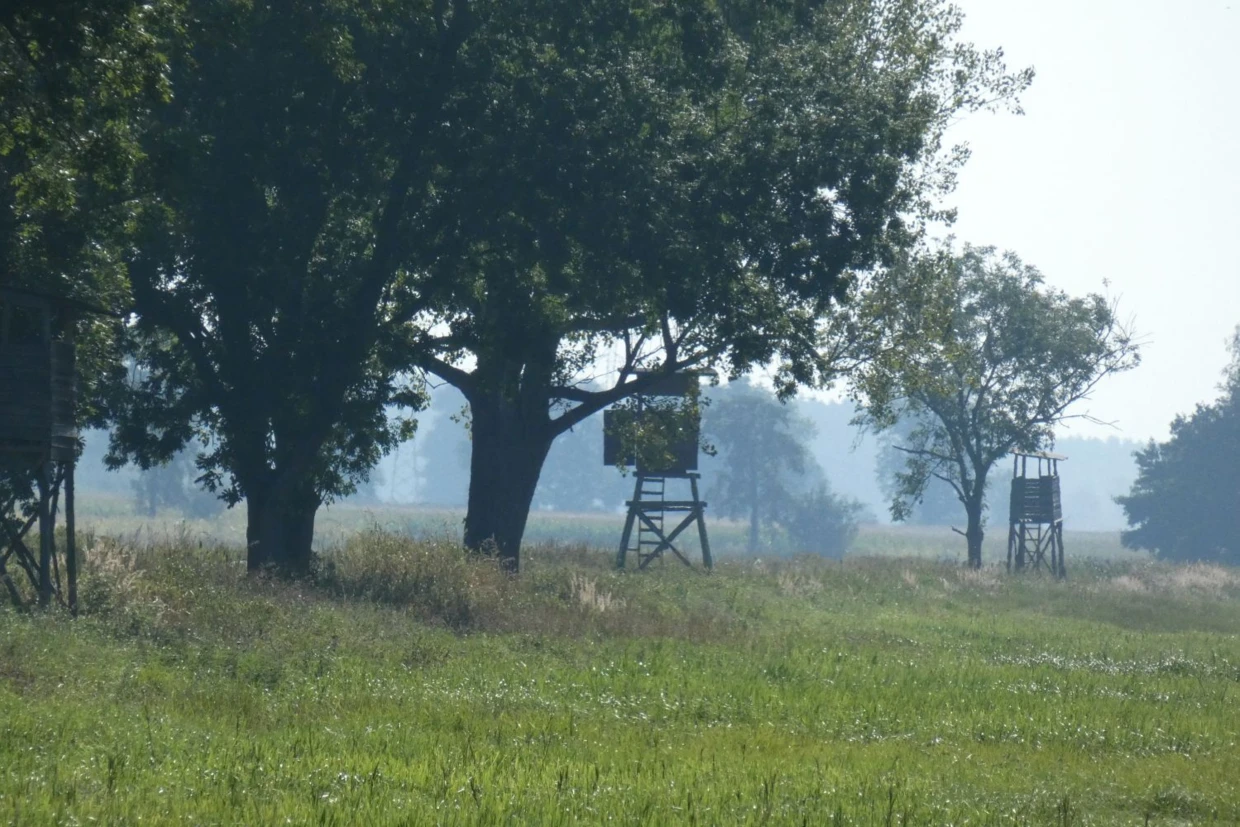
left=245, top=480, right=320, bottom=576
left=462, top=397, right=554, bottom=573
left=965, top=499, right=985, bottom=569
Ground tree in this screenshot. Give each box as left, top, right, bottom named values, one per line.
left=105, top=1, right=478, bottom=574
left=399, top=0, right=1032, bottom=570
left=706, top=383, right=816, bottom=552
left=1117, top=331, right=1240, bottom=563
left=705, top=382, right=863, bottom=556
left=533, top=411, right=630, bottom=514
left=831, top=245, right=1140, bottom=567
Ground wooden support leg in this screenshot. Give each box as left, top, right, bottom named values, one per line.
left=616, top=475, right=642, bottom=569
left=691, top=475, right=712, bottom=571
left=0, top=547, right=21, bottom=607
left=66, top=461, right=78, bottom=615
left=37, top=459, right=53, bottom=608
left=1056, top=522, right=1066, bottom=580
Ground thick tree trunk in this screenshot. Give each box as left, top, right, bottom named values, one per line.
left=965, top=500, right=985, bottom=569
left=245, top=480, right=320, bottom=576
left=462, top=398, right=554, bottom=573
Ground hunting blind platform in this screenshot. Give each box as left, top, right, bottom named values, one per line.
left=1007, top=450, right=1067, bottom=578
left=0, top=286, right=107, bottom=612
left=604, top=372, right=712, bottom=571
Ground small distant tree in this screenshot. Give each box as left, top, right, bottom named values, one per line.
left=705, top=383, right=862, bottom=556
left=830, top=245, right=1140, bottom=567
left=1117, top=331, right=1240, bottom=563
left=707, top=384, right=815, bottom=552
left=533, top=413, right=629, bottom=513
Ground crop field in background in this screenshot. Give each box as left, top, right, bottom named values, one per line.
left=1, top=525, right=1235, bottom=825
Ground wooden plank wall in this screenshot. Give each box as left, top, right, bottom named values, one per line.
left=0, top=343, right=53, bottom=445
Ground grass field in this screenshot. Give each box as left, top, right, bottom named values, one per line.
left=2, top=524, right=1236, bottom=825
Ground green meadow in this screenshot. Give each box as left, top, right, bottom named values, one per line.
left=2, top=523, right=1237, bottom=825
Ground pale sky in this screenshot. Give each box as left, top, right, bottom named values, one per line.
left=942, top=0, right=1240, bottom=440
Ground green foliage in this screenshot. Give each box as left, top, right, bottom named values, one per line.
left=2, top=532, right=1239, bottom=822
left=1118, top=330, right=1240, bottom=563
left=0, top=0, right=171, bottom=309
left=782, top=483, right=865, bottom=559
left=705, top=381, right=862, bottom=556
left=832, top=244, right=1140, bottom=564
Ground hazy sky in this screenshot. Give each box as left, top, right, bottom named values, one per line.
left=940, top=0, right=1240, bottom=440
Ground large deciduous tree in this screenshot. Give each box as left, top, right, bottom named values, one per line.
left=107, top=1, right=479, bottom=575
left=1117, top=331, right=1240, bottom=563
left=399, top=0, right=1032, bottom=570
left=831, top=245, right=1140, bottom=568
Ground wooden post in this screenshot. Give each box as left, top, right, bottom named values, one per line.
left=65, top=460, right=78, bottom=615
left=691, top=473, right=712, bottom=571
left=37, top=458, right=52, bottom=607
left=615, top=475, right=641, bottom=569
left=1055, top=522, right=1066, bottom=579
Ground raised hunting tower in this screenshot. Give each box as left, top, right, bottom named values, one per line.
left=0, top=286, right=104, bottom=611
left=605, top=371, right=712, bottom=571
left=1007, top=450, right=1066, bottom=578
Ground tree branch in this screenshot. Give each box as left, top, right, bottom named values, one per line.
left=418, top=354, right=478, bottom=398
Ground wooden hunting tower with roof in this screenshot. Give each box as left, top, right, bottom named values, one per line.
left=0, top=286, right=101, bottom=612
left=1007, top=450, right=1067, bottom=578
left=605, top=371, right=712, bottom=571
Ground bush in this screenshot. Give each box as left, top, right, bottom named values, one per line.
left=782, top=484, right=863, bottom=559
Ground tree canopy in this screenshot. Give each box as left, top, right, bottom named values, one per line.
left=1117, top=331, right=1240, bottom=564
left=0, top=0, right=170, bottom=308
left=830, top=245, right=1140, bottom=567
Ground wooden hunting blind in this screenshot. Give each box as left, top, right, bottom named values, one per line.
left=1007, top=450, right=1067, bottom=577
left=0, top=286, right=107, bottom=612
left=606, top=371, right=712, bottom=571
